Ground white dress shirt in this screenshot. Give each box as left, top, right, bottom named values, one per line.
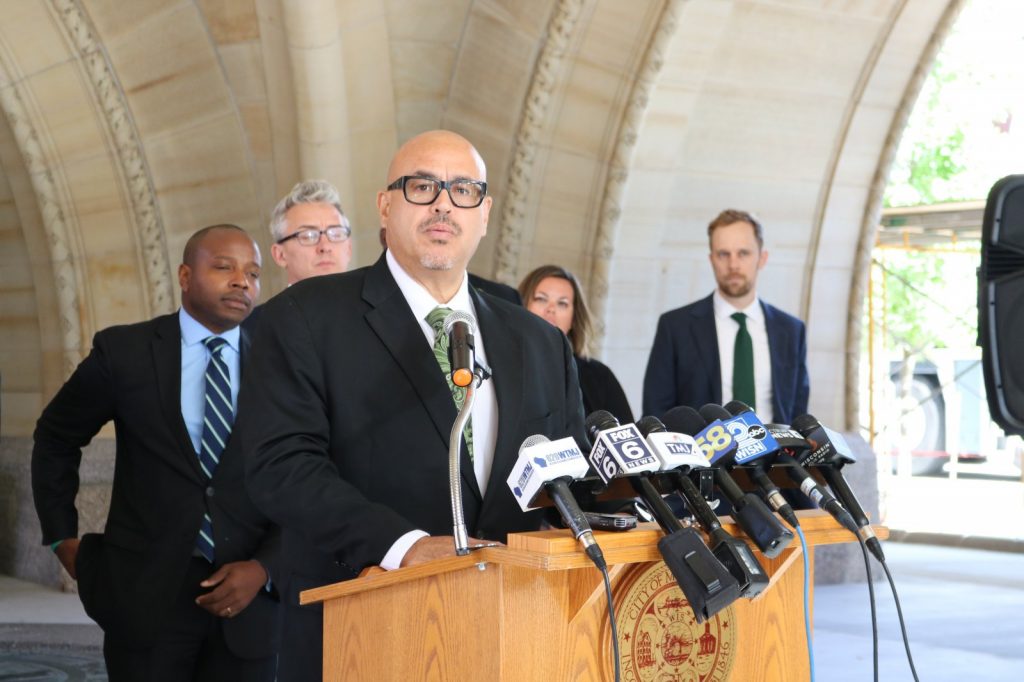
left=379, top=250, right=499, bottom=569
left=713, top=290, right=773, bottom=415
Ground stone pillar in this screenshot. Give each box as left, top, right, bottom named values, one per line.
left=813, top=431, right=883, bottom=585
left=0, top=436, right=114, bottom=589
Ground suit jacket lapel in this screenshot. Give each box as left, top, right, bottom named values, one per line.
left=361, top=258, right=478, bottom=494
left=472, top=288, right=522, bottom=511
left=761, top=301, right=788, bottom=422
left=152, top=314, right=206, bottom=481
left=690, top=294, right=722, bottom=405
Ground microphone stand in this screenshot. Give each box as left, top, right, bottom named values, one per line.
left=450, top=361, right=492, bottom=555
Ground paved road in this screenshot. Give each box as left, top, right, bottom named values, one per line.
left=881, top=474, right=1024, bottom=541
left=814, top=542, right=1024, bottom=681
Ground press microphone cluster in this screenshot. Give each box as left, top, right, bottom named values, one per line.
left=504, top=402, right=882, bottom=623
left=715, top=402, right=859, bottom=536
left=636, top=415, right=770, bottom=598
left=586, top=411, right=742, bottom=620
left=720, top=401, right=799, bottom=529
left=664, top=405, right=795, bottom=558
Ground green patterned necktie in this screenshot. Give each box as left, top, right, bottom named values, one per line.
left=426, top=306, right=474, bottom=460
left=731, top=312, right=756, bottom=410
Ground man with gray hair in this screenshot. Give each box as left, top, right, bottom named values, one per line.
left=269, top=179, right=352, bottom=285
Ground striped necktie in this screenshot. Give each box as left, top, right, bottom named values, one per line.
left=731, top=312, right=756, bottom=410
left=196, top=336, right=233, bottom=563
left=426, top=307, right=473, bottom=460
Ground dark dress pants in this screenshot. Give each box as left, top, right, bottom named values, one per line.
left=101, top=556, right=276, bottom=682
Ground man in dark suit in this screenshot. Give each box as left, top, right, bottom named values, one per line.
left=32, top=225, right=280, bottom=681
left=643, top=209, right=809, bottom=424
left=240, top=130, right=587, bottom=681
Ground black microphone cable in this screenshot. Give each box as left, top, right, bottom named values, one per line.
left=579, top=534, right=620, bottom=682
left=790, top=413, right=920, bottom=680
left=853, top=534, right=880, bottom=682
left=878, top=552, right=920, bottom=682
left=599, top=561, right=621, bottom=682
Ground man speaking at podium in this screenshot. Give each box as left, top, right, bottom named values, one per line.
left=239, top=130, right=588, bottom=680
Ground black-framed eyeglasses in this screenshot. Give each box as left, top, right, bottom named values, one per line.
left=276, top=225, right=351, bottom=246
left=386, top=175, right=488, bottom=209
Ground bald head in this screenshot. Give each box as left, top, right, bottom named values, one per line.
left=377, top=129, right=493, bottom=301
left=386, top=130, right=488, bottom=185
left=183, top=224, right=249, bottom=266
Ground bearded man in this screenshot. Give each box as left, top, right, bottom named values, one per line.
left=642, top=209, right=809, bottom=424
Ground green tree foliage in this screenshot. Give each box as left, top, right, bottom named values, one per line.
left=906, top=128, right=966, bottom=205
left=885, top=57, right=968, bottom=208
left=875, top=248, right=979, bottom=355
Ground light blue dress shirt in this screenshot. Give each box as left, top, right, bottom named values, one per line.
left=178, top=307, right=241, bottom=454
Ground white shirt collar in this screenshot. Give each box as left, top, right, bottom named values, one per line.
left=178, top=307, right=241, bottom=351
left=712, top=289, right=763, bottom=323
left=385, top=250, right=475, bottom=324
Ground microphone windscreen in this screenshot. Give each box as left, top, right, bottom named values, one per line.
left=519, top=433, right=550, bottom=454
left=698, top=403, right=731, bottom=423
left=790, top=414, right=820, bottom=434
left=442, top=310, right=475, bottom=334
left=662, top=406, right=707, bottom=436
left=723, top=400, right=752, bottom=416
left=635, top=415, right=666, bottom=437
left=585, top=410, right=619, bottom=439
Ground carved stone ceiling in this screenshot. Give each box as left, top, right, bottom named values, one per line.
left=0, top=0, right=963, bottom=434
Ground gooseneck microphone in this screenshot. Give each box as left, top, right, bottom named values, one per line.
left=586, top=410, right=741, bottom=621
left=507, top=434, right=606, bottom=569
left=637, top=415, right=770, bottom=598
left=442, top=310, right=476, bottom=388
left=441, top=311, right=491, bottom=554
left=792, top=414, right=884, bottom=562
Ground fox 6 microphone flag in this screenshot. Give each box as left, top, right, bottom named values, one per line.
left=507, top=436, right=590, bottom=512
left=588, top=422, right=661, bottom=484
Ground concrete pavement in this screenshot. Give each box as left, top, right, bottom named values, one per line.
left=2, top=542, right=1023, bottom=680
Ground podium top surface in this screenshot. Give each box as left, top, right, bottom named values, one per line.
left=300, top=510, right=885, bottom=605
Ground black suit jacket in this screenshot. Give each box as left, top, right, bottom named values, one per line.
left=239, top=255, right=587, bottom=589
left=31, top=314, right=280, bottom=654
left=468, top=272, right=522, bottom=305
left=576, top=355, right=634, bottom=425
left=642, top=294, right=809, bottom=424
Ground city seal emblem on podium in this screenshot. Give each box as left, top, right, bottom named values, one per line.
left=609, top=562, right=737, bottom=681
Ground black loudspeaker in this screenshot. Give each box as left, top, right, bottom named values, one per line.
left=979, top=175, right=1024, bottom=436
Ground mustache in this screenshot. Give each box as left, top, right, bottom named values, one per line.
left=418, top=216, right=461, bottom=234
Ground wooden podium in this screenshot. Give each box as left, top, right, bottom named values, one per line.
left=302, top=510, right=884, bottom=681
